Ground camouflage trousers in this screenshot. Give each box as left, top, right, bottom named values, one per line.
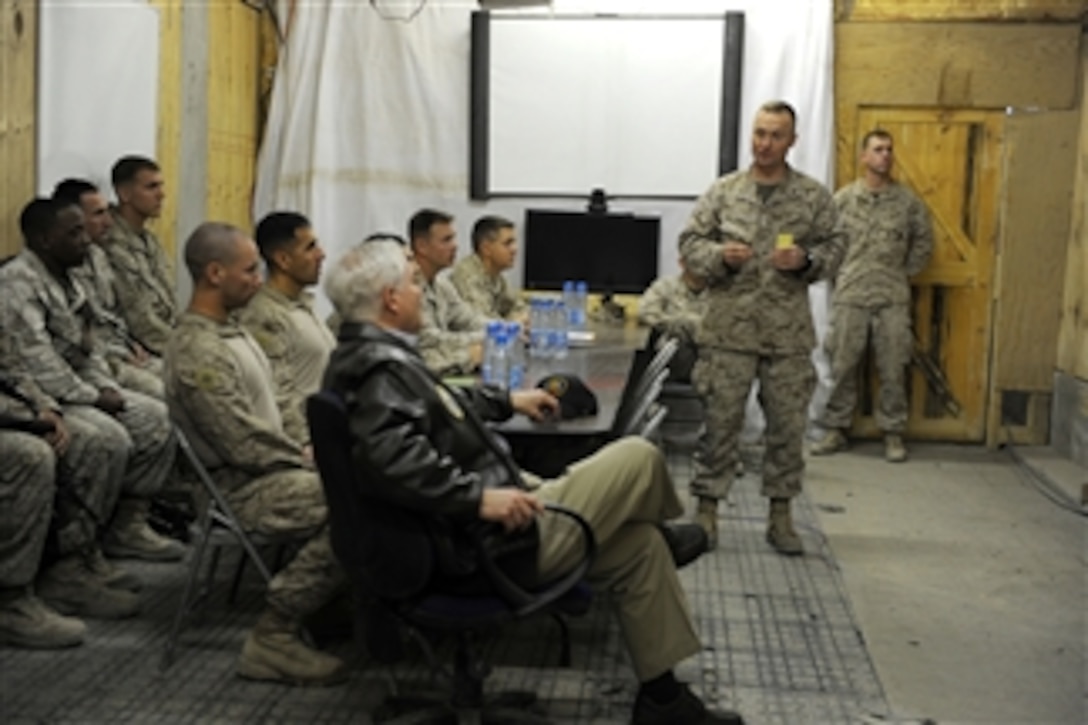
left=225, top=469, right=344, bottom=621
left=111, top=357, right=165, bottom=400
left=820, top=304, right=911, bottom=433
left=0, top=433, right=55, bottom=587
left=50, top=411, right=129, bottom=555
left=691, top=350, right=815, bottom=501
left=65, top=387, right=175, bottom=499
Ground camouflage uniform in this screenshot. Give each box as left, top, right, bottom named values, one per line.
left=73, top=244, right=164, bottom=399
left=0, top=383, right=56, bottom=589
left=100, top=208, right=177, bottom=356
left=820, top=180, right=934, bottom=433
left=637, top=275, right=707, bottom=341
left=0, top=250, right=175, bottom=511
left=237, top=286, right=335, bottom=444
left=419, top=273, right=486, bottom=376
left=680, top=167, right=845, bottom=501
left=164, top=312, right=342, bottom=619
left=0, top=365, right=127, bottom=562
left=448, top=253, right=526, bottom=320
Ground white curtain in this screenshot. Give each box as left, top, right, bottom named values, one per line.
left=38, top=0, right=159, bottom=196
left=255, top=0, right=835, bottom=428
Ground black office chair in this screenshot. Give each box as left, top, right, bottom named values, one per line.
left=307, top=390, right=597, bottom=724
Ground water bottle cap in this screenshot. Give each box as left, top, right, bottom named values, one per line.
left=576, top=280, right=587, bottom=291
left=563, top=280, right=574, bottom=291
left=487, top=320, right=503, bottom=335
left=506, top=322, right=521, bottom=335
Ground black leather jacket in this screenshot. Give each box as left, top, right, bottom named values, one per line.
left=322, top=321, right=537, bottom=588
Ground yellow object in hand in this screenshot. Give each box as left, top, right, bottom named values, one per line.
left=776, top=233, right=794, bottom=249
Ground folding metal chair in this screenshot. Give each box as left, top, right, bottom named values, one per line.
left=159, top=424, right=291, bottom=672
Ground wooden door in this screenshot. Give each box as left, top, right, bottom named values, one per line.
left=848, top=108, right=1002, bottom=441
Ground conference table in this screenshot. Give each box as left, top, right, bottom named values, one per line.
left=493, top=322, right=648, bottom=476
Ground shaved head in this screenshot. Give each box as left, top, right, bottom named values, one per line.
left=184, top=222, right=244, bottom=282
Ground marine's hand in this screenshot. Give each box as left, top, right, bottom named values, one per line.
left=772, top=245, right=807, bottom=271
left=40, top=410, right=70, bottom=455
left=722, top=241, right=753, bottom=269
left=94, top=388, right=126, bottom=415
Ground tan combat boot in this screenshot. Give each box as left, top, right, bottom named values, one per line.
left=237, top=608, right=349, bottom=686
left=694, top=497, right=719, bottom=550
left=103, top=497, right=186, bottom=562
left=809, top=429, right=847, bottom=456
left=86, top=546, right=144, bottom=592
left=766, top=498, right=804, bottom=556
left=0, top=587, right=86, bottom=649
left=36, top=554, right=141, bottom=619
left=884, top=434, right=907, bottom=463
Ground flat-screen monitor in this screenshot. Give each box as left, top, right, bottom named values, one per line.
left=522, top=209, right=659, bottom=294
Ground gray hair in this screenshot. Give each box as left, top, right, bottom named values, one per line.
left=324, top=239, right=409, bottom=324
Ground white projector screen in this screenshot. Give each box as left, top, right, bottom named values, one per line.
left=471, top=13, right=744, bottom=199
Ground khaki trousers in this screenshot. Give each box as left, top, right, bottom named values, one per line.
left=533, top=437, right=701, bottom=681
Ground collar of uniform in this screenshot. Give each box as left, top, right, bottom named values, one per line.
left=178, top=310, right=248, bottom=338
left=463, top=252, right=494, bottom=280
left=256, top=283, right=314, bottom=311
left=107, top=206, right=155, bottom=245
left=19, top=248, right=87, bottom=313
left=737, top=164, right=803, bottom=204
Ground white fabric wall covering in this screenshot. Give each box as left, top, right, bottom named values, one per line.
left=254, top=0, right=834, bottom=427
left=38, top=0, right=159, bottom=197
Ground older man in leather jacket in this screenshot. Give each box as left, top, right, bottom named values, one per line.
left=321, top=240, right=744, bottom=725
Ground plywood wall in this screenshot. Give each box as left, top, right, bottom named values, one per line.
left=838, top=0, right=1087, bottom=21
left=993, top=112, right=1079, bottom=393
left=835, top=22, right=1081, bottom=187
left=1057, top=39, right=1088, bottom=380
left=206, top=1, right=261, bottom=231
left=0, top=1, right=36, bottom=260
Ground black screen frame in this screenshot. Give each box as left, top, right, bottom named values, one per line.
left=522, top=209, right=660, bottom=295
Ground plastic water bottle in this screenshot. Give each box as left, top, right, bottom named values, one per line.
left=529, top=299, right=548, bottom=359
left=551, top=299, right=569, bottom=360
left=505, top=322, right=525, bottom=389
left=490, top=328, right=509, bottom=388
left=562, top=280, right=577, bottom=328
left=573, top=280, right=588, bottom=330
left=482, top=320, right=503, bottom=385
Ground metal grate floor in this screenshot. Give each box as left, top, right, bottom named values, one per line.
left=0, top=453, right=890, bottom=724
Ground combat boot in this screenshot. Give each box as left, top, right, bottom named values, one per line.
left=86, top=546, right=144, bottom=592
left=694, top=497, right=719, bottom=550
left=37, top=554, right=142, bottom=619
left=765, top=498, right=804, bottom=556
left=237, top=608, right=349, bottom=686
left=809, top=429, right=847, bottom=456
left=0, top=587, right=85, bottom=649
left=884, top=435, right=907, bottom=463
left=103, top=497, right=186, bottom=562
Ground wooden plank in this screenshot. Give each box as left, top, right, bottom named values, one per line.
left=1056, top=42, right=1088, bottom=380
left=836, top=22, right=1079, bottom=114
left=992, top=111, right=1078, bottom=391
left=0, top=0, right=36, bottom=260
left=838, top=0, right=1088, bottom=22
left=149, top=0, right=183, bottom=259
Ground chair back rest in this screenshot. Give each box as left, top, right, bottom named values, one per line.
left=620, top=367, right=669, bottom=438
left=306, top=390, right=435, bottom=601
left=172, top=424, right=244, bottom=534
